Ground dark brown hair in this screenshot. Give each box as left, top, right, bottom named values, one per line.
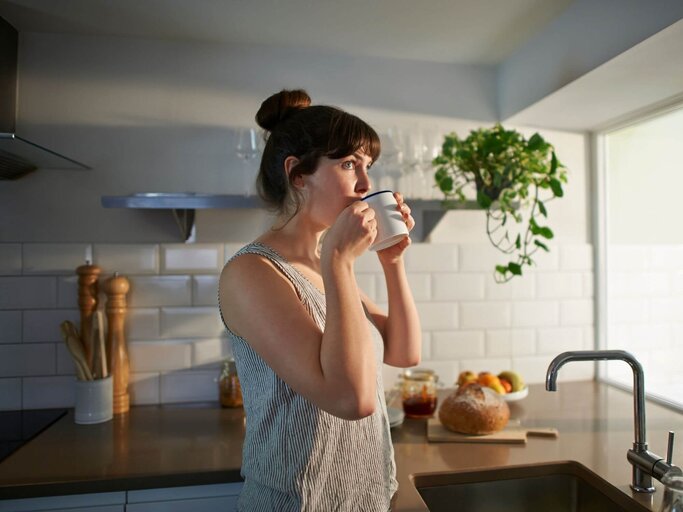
left=255, top=89, right=381, bottom=217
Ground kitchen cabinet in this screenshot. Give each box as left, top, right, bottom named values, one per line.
left=0, top=491, right=125, bottom=512
left=0, top=483, right=243, bottom=512
left=126, top=482, right=242, bottom=512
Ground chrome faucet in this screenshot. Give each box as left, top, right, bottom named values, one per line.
left=546, top=350, right=679, bottom=493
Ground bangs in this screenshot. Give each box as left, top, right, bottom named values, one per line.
left=324, top=111, right=381, bottom=163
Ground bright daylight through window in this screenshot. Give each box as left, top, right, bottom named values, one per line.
left=601, top=105, right=683, bottom=409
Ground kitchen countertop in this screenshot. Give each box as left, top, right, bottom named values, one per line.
left=1, top=381, right=682, bottom=510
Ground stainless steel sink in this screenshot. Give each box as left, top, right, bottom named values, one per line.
left=412, top=461, right=650, bottom=512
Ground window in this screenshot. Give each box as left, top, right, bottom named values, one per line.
left=597, top=105, right=683, bottom=409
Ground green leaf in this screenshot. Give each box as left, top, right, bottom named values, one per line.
left=438, top=177, right=454, bottom=194
left=537, top=200, right=547, bottom=217
left=508, top=262, right=523, bottom=275
left=549, top=178, right=564, bottom=197
left=550, top=152, right=558, bottom=175
left=476, top=189, right=493, bottom=209
left=515, top=234, right=521, bottom=249
left=527, top=133, right=544, bottom=151
left=495, top=265, right=508, bottom=275
left=538, top=226, right=554, bottom=239
left=534, top=240, right=549, bottom=251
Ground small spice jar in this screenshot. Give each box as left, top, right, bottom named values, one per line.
left=399, top=368, right=439, bottom=418
left=219, top=358, right=243, bottom=408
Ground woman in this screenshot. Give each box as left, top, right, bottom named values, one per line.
left=218, top=89, right=421, bottom=511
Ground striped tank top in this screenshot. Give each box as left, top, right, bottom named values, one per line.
left=220, top=242, right=398, bottom=511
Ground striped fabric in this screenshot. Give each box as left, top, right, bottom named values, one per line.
left=220, top=242, right=398, bottom=511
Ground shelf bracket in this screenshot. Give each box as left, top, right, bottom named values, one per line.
left=171, top=209, right=196, bottom=242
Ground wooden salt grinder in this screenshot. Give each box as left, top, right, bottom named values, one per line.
left=76, top=261, right=101, bottom=370
left=105, top=272, right=130, bottom=415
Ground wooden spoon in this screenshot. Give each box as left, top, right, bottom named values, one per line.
left=60, top=321, right=93, bottom=381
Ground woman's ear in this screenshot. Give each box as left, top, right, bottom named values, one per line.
left=284, top=156, right=304, bottom=189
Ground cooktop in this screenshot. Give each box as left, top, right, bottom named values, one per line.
left=0, top=409, right=67, bottom=463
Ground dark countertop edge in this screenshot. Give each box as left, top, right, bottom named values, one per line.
left=0, top=469, right=243, bottom=500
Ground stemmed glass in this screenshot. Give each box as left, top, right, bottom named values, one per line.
left=235, top=128, right=263, bottom=196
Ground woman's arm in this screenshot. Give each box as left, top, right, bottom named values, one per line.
left=219, top=202, right=379, bottom=421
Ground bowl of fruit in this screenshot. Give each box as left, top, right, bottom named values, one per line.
left=456, top=370, right=528, bottom=401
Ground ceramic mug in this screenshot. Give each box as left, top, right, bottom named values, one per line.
left=362, top=190, right=409, bottom=251
left=75, top=376, right=113, bottom=425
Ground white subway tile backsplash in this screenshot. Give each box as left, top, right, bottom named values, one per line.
left=223, top=243, right=247, bottom=263
left=0, top=344, right=56, bottom=377
left=459, top=357, right=511, bottom=376
left=128, top=308, right=161, bottom=340
left=485, top=274, right=535, bottom=300
left=22, top=243, right=91, bottom=275
left=161, top=244, right=223, bottom=274
left=649, top=245, right=683, bottom=271
left=650, top=298, right=682, bottom=323
left=376, top=273, right=431, bottom=302
left=405, top=244, right=458, bottom=272
left=512, top=301, right=559, bottom=327
left=531, top=249, right=560, bottom=271
left=22, top=376, right=75, bottom=409
left=0, top=277, right=57, bottom=310
left=23, top=309, right=79, bottom=343
left=583, top=273, right=594, bottom=297
left=459, top=245, right=501, bottom=272
left=56, top=275, right=79, bottom=308
left=416, top=303, right=459, bottom=330
left=355, top=273, right=377, bottom=302
left=94, top=244, right=159, bottom=274
left=0, top=378, right=21, bottom=410
left=192, top=338, right=229, bottom=368
left=608, top=246, right=649, bottom=272
left=56, top=343, right=77, bottom=376
left=460, top=302, right=510, bottom=329
left=0, top=311, right=21, bottom=343
left=0, top=244, right=21, bottom=275
left=128, top=276, right=192, bottom=307
left=128, top=341, right=192, bottom=372
left=161, top=307, right=224, bottom=338
left=536, top=273, right=583, bottom=299
left=420, top=331, right=432, bottom=361
left=511, top=356, right=556, bottom=384
left=432, top=274, right=484, bottom=301
left=432, top=331, right=485, bottom=359
left=129, top=372, right=160, bottom=405
left=536, top=327, right=584, bottom=354
left=560, top=245, right=593, bottom=271
left=485, top=329, right=536, bottom=357
left=354, top=251, right=383, bottom=273
left=415, top=360, right=460, bottom=387
left=560, top=299, right=593, bottom=326
left=193, top=275, right=220, bottom=306
left=608, top=298, right=650, bottom=325
left=161, top=370, right=219, bottom=403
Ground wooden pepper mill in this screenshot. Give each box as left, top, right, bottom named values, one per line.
left=76, top=261, right=101, bottom=370
left=104, top=272, right=130, bottom=415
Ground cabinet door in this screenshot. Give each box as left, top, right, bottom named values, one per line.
left=126, top=482, right=242, bottom=512
left=0, top=491, right=126, bottom=512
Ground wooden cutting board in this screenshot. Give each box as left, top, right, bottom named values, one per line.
left=427, top=418, right=558, bottom=444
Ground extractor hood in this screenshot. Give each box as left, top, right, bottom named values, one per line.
left=0, top=15, right=89, bottom=180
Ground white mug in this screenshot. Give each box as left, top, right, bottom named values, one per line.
left=362, top=190, right=409, bottom=251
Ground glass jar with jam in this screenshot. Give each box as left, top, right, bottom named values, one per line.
left=399, top=368, right=439, bottom=418
left=219, top=358, right=243, bottom=408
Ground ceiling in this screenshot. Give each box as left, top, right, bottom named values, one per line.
left=0, top=0, right=573, bottom=65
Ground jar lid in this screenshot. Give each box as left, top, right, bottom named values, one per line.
left=400, top=368, right=438, bottom=382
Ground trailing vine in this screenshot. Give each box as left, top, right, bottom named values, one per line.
left=432, top=123, right=568, bottom=282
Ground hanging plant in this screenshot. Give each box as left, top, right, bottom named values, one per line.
left=432, top=123, right=568, bottom=283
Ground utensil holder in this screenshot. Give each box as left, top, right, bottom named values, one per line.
left=75, top=376, right=113, bottom=425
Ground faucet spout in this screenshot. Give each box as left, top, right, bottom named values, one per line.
left=545, top=350, right=661, bottom=493
left=546, top=350, right=646, bottom=447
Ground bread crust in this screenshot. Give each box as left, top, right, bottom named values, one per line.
left=438, top=383, right=510, bottom=435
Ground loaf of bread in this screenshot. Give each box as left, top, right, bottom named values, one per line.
left=438, top=383, right=510, bottom=435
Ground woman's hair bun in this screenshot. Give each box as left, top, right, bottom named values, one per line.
left=256, top=89, right=311, bottom=131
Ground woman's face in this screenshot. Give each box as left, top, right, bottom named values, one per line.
left=300, top=151, right=373, bottom=227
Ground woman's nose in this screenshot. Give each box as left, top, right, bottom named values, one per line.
left=356, top=171, right=371, bottom=195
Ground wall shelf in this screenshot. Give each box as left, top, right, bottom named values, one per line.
left=101, top=193, right=479, bottom=242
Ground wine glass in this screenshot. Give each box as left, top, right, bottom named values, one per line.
left=235, top=128, right=262, bottom=161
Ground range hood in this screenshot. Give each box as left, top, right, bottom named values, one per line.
left=0, top=15, right=89, bottom=180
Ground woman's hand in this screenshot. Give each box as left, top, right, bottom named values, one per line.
left=377, top=192, right=414, bottom=265
left=322, top=200, right=377, bottom=264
